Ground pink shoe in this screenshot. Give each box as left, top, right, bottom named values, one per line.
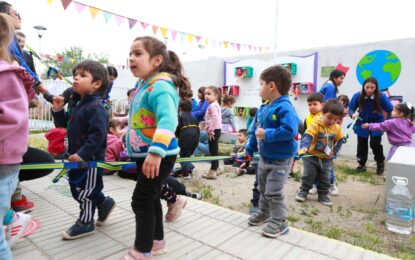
left=151, top=239, right=167, bottom=255
left=165, top=195, right=187, bottom=222
left=120, top=248, right=152, bottom=260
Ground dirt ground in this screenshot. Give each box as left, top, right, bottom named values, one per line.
left=182, top=158, right=415, bottom=259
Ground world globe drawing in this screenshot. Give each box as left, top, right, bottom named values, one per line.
left=356, top=50, right=401, bottom=90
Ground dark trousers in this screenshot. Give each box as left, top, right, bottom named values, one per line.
left=179, top=146, right=196, bottom=173
left=300, top=156, right=331, bottom=195
left=132, top=155, right=176, bottom=253
left=357, top=135, right=385, bottom=165
left=208, top=129, right=221, bottom=170
left=250, top=164, right=259, bottom=207
left=68, top=168, right=106, bottom=223
left=19, top=147, right=54, bottom=181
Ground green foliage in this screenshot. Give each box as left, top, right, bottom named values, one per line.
left=287, top=215, right=299, bottom=223
left=201, top=184, right=213, bottom=199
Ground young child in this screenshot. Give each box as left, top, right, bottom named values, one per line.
left=123, top=37, right=191, bottom=259
left=44, top=127, right=67, bottom=159
left=202, top=86, right=222, bottom=180
left=362, top=102, right=415, bottom=161
left=319, top=69, right=346, bottom=101
left=303, top=92, right=324, bottom=130
left=221, top=95, right=237, bottom=133
left=245, top=65, right=298, bottom=238
left=224, top=129, right=248, bottom=174
left=191, top=86, right=209, bottom=122
left=337, top=94, right=350, bottom=125
left=0, top=13, right=33, bottom=258
left=174, top=98, right=200, bottom=178
left=104, top=119, right=124, bottom=175
left=295, top=99, right=345, bottom=206
left=348, top=77, right=393, bottom=174
left=52, top=60, right=115, bottom=240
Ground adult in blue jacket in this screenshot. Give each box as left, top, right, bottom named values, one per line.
left=319, top=70, right=345, bottom=102
left=348, top=77, right=393, bottom=175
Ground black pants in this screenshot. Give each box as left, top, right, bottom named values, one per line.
left=179, top=146, right=196, bottom=172
left=357, top=135, right=385, bottom=165
left=132, top=155, right=176, bottom=253
left=208, top=129, right=221, bottom=170
left=19, top=147, right=55, bottom=181
left=251, top=164, right=259, bottom=207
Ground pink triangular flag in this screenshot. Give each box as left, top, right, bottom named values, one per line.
left=236, top=43, right=241, bottom=51
left=195, top=36, right=202, bottom=43
left=73, top=2, right=85, bottom=13
left=61, top=0, right=72, bottom=10
left=115, top=15, right=124, bottom=25
left=141, top=22, right=149, bottom=30
left=128, top=18, right=137, bottom=29
left=171, top=30, right=178, bottom=41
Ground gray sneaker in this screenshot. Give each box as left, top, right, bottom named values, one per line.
left=262, top=219, right=289, bottom=238
left=248, top=211, right=270, bottom=226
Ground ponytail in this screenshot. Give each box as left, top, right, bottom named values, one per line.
left=165, top=50, right=191, bottom=99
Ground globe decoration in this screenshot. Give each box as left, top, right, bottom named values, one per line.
left=356, top=50, right=401, bottom=91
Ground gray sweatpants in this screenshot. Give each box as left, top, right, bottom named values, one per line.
left=300, top=156, right=332, bottom=195
left=257, top=156, right=292, bottom=221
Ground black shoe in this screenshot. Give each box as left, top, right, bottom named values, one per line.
left=172, top=168, right=182, bottom=178
left=376, top=163, right=385, bottom=175
left=288, top=172, right=294, bottom=178
left=62, top=220, right=95, bottom=240
left=96, top=196, right=116, bottom=226
left=295, top=190, right=308, bottom=202
left=318, top=194, right=333, bottom=206
left=355, top=164, right=366, bottom=172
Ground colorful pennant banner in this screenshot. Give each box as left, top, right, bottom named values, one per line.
left=48, top=0, right=270, bottom=52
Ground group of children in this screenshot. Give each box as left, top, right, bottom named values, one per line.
left=1, top=4, right=415, bottom=258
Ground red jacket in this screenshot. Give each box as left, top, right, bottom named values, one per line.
left=45, top=128, right=66, bottom=155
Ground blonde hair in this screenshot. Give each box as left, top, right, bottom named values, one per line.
left=0, top=13, right=13, bottom=63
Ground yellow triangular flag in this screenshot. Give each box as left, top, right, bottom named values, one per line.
left=204, top=38, right=209, bottom=46
left=47, top=0, right=54, bottom=4
left=89, top=6, right=100, bottom=19
left=160, top=28, right=168, bottom=38
left=223, top=41, right=229, bottom=49
left=187, top=34, right=194, bottom=43
left=152, top=25, right=159, bottom=35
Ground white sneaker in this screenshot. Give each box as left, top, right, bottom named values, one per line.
left=329, top=183, right=339, bottom=196
left=6, top=212, right=31, bottom=247
left=309, top=185, right=317, bottom=195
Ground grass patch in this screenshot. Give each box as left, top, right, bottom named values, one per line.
left=287, top=215, right=299, bottom=223
left=348, top=231, right=383, bottom=253
left=324, top=227, right=343, bottom=239
left=335, top=165, right=381, bottom=185
left=293, top=171, right=301, bottom=182
left=200, top=184, right=213, bottom=200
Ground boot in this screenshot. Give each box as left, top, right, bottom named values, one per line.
left=202, top=169, right=217, bottom=180
left=376, top=162, right=385, bottom=175
left=355, top=162, right=366, bottom=172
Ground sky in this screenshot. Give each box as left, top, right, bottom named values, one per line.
left=10, top=0, right=415, bottom=67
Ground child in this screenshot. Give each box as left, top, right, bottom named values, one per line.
left=245, top=65, right=298, bottom=238
left=44, top=127, right=67, bottom=159
left=224, top=129, right=248, bottom=170
left=246, top=107, right=258, bottom=130
left=319, top=69, right=346, bottom=101
left=104, top=119, right=124, bottom=175
left=303, top=92, right=324, bottom=130
left=348, top=77, right=393, bottom=174
left=202, top=86, right=222, bottom=180
left=0, top=13, right=33, bottom=258
left=123, top=37, right=191, bottom=259
left=221, top=95, right=237, bottom=133
left=52, top=60, right=115, bottom=239
left=174, top=98, right=200, bottom=178
left=362, top=102, right=415, bottom=161
left=337, top=94, right=349, bottom=125
left=191, top=86, right=209, bottom=123
left=295, top=99, right=345, bottom=206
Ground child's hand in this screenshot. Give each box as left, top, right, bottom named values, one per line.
left=68, top=153, right=82, bottom=162
left=255, top=128, right=265, bottom=140
left=52, top=96, right=65, bottom=110
left=298, top=148, right=308, bottom=155
left=142, top=152, right=162, bottom=179
left=328, top=151, right=335, bottom=159
left=361, top=123, right=369, bottom=129
left=208, top=132, right=215, bottom=140
left=352, top=111, right=359, bottom=120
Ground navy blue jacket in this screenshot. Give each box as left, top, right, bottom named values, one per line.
left=246, top=95, right=298, bottom=160
left=192, top=99, right=209, bottom=123
left=348, top=91, right=393, bottom=138
left=52, top=93, right=108, bottom=161
left=319, top=80, right=337, bottom=102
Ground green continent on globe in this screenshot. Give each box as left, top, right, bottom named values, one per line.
left=360, top=69, right=372, bottom=79
left=383, top=61, right=401, bottom=82
left=358, top=54, right=376, bottom=69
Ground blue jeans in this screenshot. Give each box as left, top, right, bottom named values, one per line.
left=0, top=164, right=19, bottom=260
left=194, top=143, right=210, bottom=156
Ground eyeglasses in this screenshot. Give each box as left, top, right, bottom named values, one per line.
left=9, top=11, right=21, bottom=20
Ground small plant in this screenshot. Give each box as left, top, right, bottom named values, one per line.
left=287, top=215, right=299, bottom=223
left=293, top=171, right=301, bottom=182
left=211, top=196, right=221, bottom=206
left=324, top=227, right=343, bottom=239
left=365, top=224, right=377, bottom=234
left=228, top=205, right=234, bottom=210
left=201, top=184, right=213, bottom=199
left=310, top=207, right=320, bottom=216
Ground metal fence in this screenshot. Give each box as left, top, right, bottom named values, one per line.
left=29, top=79, right=130, bottom=131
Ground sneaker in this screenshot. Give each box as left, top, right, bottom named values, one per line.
left=120, top=248, right=153, bottom=260
left=309, top=185, right=317, bottom=195
left=248, top=211, right=270, bottom=226
left=151, top=239, right=167, bottom=256
left=11, top=195, right=35, bottom=213
left=356, top=164, right=366, bottom=172
left=182, top=170, right=192, bottom=180
left=376, top=162, right=385, bottom=175
left=5, top=212, right=31, bottom=247
left=288, top=172, right=294, bottom=178
left=329, top=183, right=339, bottom=196
left=172, top=168, right=182, bottom=178
left=318, top=194, right=333, bottom=206
left=249, top=206, right=259, bottom=215
left=238, top=168, right=247, bottom=176
left=62, top=220, right=95, bottom=240
left=202, top=169, right=217, bottom=180
left=295, top=190, right=308, bottom=202
left=165, top=195, right=187, bottom=222
left=96, top=196, right=116, bottom=226
left=262, top=219, right=289, bottom=238
left=186, top=192, right=202, bottom=200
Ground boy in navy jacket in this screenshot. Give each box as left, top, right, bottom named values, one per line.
left=245, top=65, right=298, bottom=238
left=52, top=60, right=115, bottom=240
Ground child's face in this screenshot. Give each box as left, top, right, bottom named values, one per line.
left=338, top=97, right=347, bottom=107
left=204, top=89, right=217, bottom=103
left=72, top=69, right=102, bottom=97
left=322, top=112, right=341, bottom=127
left=392, top=106, right=404, bottom=118
left=198, top=92, right=203, bottom=99
left=259, top=80, right=273, bottom=100
left=237, top=133, right=247, bottom=143
left=129, top=40, right=162, bottom=80
left=364, top=82, right=377, bottom=96
left=307, top=101, right=323, bottom=115
left=110, top=125, right=124, bottom=137
left=333, top=75, right=345, bottom=86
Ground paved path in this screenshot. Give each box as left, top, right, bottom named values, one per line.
left=13, top=174, right=394, bottom=260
